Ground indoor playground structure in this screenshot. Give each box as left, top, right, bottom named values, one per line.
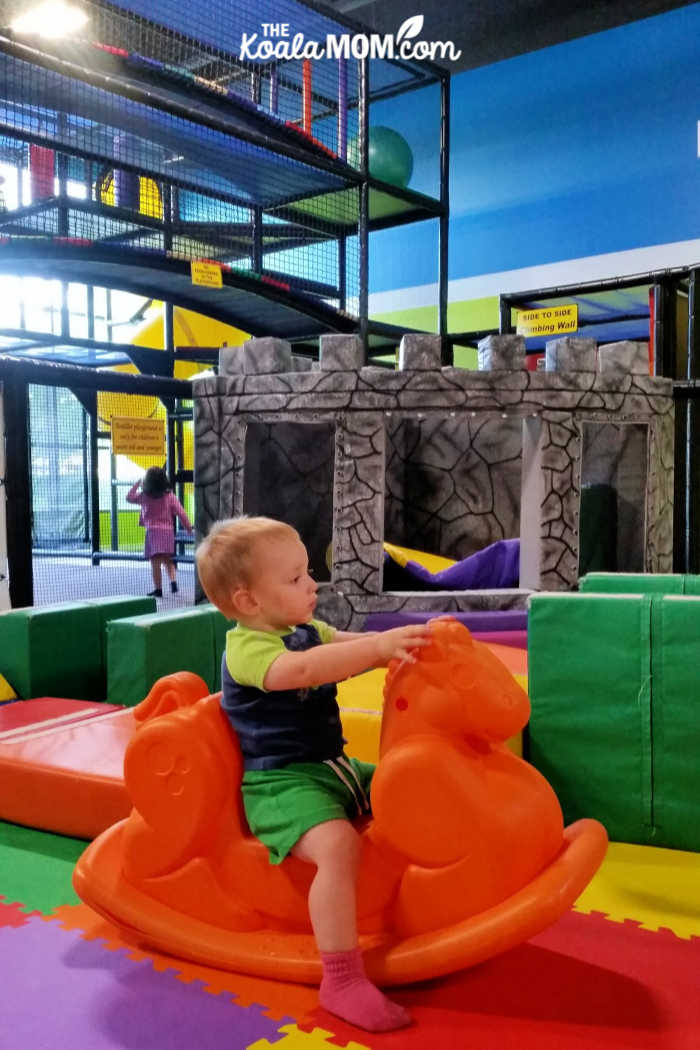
left=195, top=329, right=674, bottom=625
left=0, top=0, right=449, bottom=355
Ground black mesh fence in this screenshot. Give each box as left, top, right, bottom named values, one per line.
left=0, top=0, right=378, bottom=313
left=28, top=381, right=194, bottom=607
left=30, top=383, right=92, bottom=553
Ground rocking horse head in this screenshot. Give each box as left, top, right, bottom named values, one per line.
left=380, top=618, right=530, bottom=756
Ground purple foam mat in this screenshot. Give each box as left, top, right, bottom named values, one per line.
left=0, top=915, right=291, bottom=1049
left=364, top=610, right=528, bottom=632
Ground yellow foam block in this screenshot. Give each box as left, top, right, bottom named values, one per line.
left=338, top=667, right=385, bottom=763
left=574, top=840, right=700, bottom=939
left=0, top=673, right=17, bottom=702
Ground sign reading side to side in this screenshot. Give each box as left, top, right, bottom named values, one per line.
left=516, top=304, right=578, bottom=337
left=191, top=260, right=223, bottom=288
left=111, top=416, right=166, bottom=457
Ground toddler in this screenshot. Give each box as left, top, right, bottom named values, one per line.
left=196, top=516, right=430, bottom=1032
left=127, top=466, right=193, bottom=596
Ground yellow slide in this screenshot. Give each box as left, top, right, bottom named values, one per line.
left=97, top=304, right=248, bottom=469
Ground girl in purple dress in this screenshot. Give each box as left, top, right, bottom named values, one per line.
left=127, top=466, right=193, bottom=597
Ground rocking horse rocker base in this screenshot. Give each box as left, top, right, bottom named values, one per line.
left=73, top=621, right=608, bottom=986
left=75, top=815, right=606, bottom=985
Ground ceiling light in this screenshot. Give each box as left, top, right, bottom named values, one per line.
left=12, top=1, right=88, bottom=39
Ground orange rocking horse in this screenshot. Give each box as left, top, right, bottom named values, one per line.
left=74, top=619, right=607, bottom=985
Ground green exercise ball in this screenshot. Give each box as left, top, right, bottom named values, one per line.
left=348, top=126, right=414, bottom=188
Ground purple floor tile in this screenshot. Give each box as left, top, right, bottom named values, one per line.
left=0, top=916, right=290, bottom=1049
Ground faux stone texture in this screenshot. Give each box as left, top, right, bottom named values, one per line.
left=219, top=337, right=294, bottom=376
left=217, top=343, right=244, bottom=377
left=290, top=354, right=315, bottom=371
left=545, top=337, right=598, bottom=372
left=598, top=340, right=650, bottom=376
left=398, top=333, right=443, bottom=371
left=319, top=333, right=365, bottom=370
left=477, top=334, right=527, bottom=371
left=194, top=331, right=674, bottom=612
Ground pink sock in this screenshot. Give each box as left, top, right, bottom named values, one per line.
left=319, top=948, right=411, bottom=1032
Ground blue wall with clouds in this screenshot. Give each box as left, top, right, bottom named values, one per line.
left=370, top=3, right=700, bottom=294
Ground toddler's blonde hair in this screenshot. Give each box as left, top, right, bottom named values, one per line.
left=196, top=516, right=299, bottom=618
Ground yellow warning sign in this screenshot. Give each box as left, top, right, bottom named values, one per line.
left=111, top=416, right=166, bottom=457
left=191, top=260, right=223, bottom=288
left=516, top=304, right=578, bottom=337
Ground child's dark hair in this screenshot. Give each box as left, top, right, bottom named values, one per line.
left=142, top=466, right=170, bottom=497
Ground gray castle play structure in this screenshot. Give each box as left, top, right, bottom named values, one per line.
left=193, top=333, right=673, bottom=629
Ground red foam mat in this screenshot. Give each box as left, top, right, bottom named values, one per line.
left=318, top=910, right=700, bottom=1048
left=0, top=698, right=123, bottom=735
left=0, top=708, right=135, bottom=839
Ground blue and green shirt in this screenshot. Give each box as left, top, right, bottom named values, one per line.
left=222, top=619, right=345, bottom=770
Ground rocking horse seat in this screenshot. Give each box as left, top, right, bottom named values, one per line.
left=74, top=622, right=607, bottom=985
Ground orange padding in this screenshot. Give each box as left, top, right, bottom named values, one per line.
left=0, top=708, right=135, bottom=839
left=483, top=641, right=528, bottom=675
left=74, top=623, right=607, bottom=984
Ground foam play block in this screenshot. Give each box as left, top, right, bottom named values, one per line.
left=83, top=595, right=157, bottom=664
left=0, top=602, right=103, bottom=701
left=651, top=596, right=700, bottom=852
left=528, top=593, right=654, bottom=844
left=196, top=603, right=234, bottom=691
left=0, top=698, right=122, bottom=734
left=0, top=673, right=17, bottom=702
left=579, top=572, right=684, bottom=594
left=528, top=592, right=700, bottom=851
left=106, top=608, right=218, bottom=706
left=0, top=707, right=134, bottom=838
left=338, top=667, right=386, bottom=763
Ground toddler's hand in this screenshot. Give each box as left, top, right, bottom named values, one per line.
left=375, top=624, right=431, bottom=666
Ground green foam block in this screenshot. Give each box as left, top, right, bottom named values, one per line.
left=162, top=603, right=232, bottom=690
left=529, top=591, right=700, bottom=851
left=0, top=602, right=103, bottom=701
left=579, top=572, right=684, bottom=595
left=209, top=607, right=235, bottom=691
left=651, top=596, right=700, bottom=851
left=528, top=593, right=654, bottom=844
left=106, top=607, right=218, bottom=707
left=83, top=595, right=157, bottom=670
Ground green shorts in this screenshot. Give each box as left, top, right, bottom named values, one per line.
left=241, top=756, right=375, bottom=865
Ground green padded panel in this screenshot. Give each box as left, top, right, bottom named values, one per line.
left=579, top=573, right=684, bottom=594
left=682, top=576, right=700, bottom=595
left=106, top=607, right=217, bottom=707
left=83, top=595, right=157, bottom=667
left=0, top=602, right=102, bottom=701
left=172, top=603, right=233, bottom=691
left=528, top=593, right=654, bottom=844
left=210, top=607, right=234, bottom=691
left=652, top=597, right=700, bottom=851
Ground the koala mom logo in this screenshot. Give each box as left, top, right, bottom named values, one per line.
left=239, top=15, right=462, bottom=63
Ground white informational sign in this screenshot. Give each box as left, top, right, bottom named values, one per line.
left=0, top=384, right=9, bottom=611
